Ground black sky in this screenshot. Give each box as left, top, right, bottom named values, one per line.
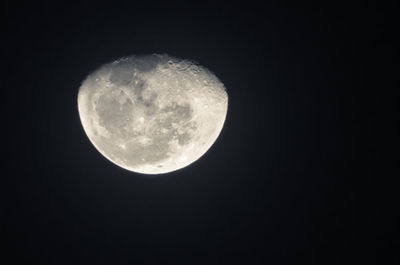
left=3, top=1, right=398, bottom=264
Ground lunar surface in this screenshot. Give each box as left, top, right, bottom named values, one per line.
left=77, top=54, right=228, bottom=174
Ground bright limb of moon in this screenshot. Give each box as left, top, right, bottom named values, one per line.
left=77, top=54, right=228, bottom=174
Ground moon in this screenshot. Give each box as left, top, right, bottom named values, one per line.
left=77, top=54, right=228, bottom=174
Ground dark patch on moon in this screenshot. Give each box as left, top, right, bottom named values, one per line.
left=108, top=61, right=135, bottom=86
left=109, top=54, right=163, bottom=87
left=95, top=89, right=134, bottom=138
left=133, top=81, right=158, bottom=110
left=177, top=132, right=192, bottom=145
left=161, top=102, right=192, bottom=121
left=130, top=55, right=164, bottom=72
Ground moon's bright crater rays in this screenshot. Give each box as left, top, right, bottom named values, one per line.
left=78, top=54, right=228, bottom=174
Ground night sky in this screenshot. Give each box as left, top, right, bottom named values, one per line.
left=4, top=1, right=398, bottom=264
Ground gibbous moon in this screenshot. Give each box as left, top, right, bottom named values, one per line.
left=77, top=54, right=228, bottom=174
